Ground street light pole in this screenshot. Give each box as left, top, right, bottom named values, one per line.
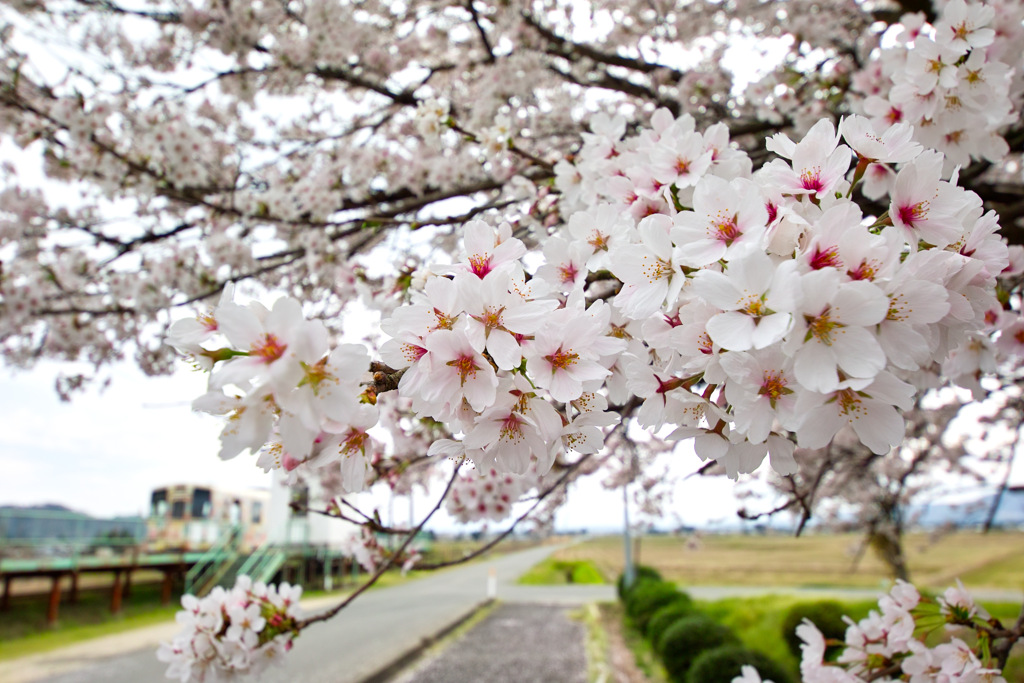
left=622, top=478, right=635, bottom=589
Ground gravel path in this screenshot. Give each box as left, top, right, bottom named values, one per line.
left=398, top=603, right=587, bottom=683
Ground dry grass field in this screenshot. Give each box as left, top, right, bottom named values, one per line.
left=552, top=531, right=1024, bottom=589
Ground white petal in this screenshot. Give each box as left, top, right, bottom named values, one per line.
left=707, top=312, right=755, bottom=351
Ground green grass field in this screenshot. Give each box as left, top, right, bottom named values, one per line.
left=551, top=531, right=1024, bottom=590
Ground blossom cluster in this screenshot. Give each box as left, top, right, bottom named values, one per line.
left=380, top=222, right=625, bottom=476
left=157, top=576, right=303, bottom=683
left=446, top=462, right=543, bottom=524
left=376, top=105, right=1021, bottom=483
left=851, top=0, right=1018, bottom=170
left=167, top=284, right=379, bottom=492
left=735, top=579, right=1009, bottom=683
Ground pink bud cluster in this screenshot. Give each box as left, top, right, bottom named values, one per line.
left=158, top=576, right=302, bottom=683
left=446, top=463, right=542, bottom=524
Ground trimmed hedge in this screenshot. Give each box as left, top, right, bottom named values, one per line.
left=659, top=615, right=740, bottom=682
left=625, top=581, right=688, bottom=634
left=616, top=564, right=663, bottom=599
left=647, top=597, right=698, bottom=652
left=781, top=600, right=847, bottom=659
left=685, top=644, right=794, bottom=683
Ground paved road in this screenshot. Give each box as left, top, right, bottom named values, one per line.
left=7, top=543, right=580, bottom=683
left=398, top=603, right=587, bottom=683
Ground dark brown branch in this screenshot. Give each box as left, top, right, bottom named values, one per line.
left=295, top=459, right=463, bottom=629
left=466, top=1, right=496, bottom=64
left=417, top=453, right=592, bottom=571
left=520, top=11, right=683, bottom=78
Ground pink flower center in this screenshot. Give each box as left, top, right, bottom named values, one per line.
left=342, top=428, right=369, bottom=455
left=198, top=312, right=218, bottom=331
left=434, top=307, right=456, bottom=330
left=468, top=254, right=492, bottom=279
left=251, top=333, right=287, bottom=363
left=836, top=389, right=865, bottom=417
left=545, top=348, right=579, bottom=370
left=447, top=354, right=479, bottom=383
left=848, top=260, right=876, bottom=281
left=807, top=308, right=839, bottom=344
left=698, top=332, right=713, bottom=354
left=402, top=343, right=427, bottom=363
left=897, top=202, right=928, bottom=228
left=759, top=371, right=792, bottom=408
left=480, top=307, right=504, bottom=329
left=559, top=262, right=579, bottom=285
left=800, top=168, right=825, bottom=193
left=500, top=413, right=527, bottom=443
left=766, top=201, right=778, bottom=224
left=713, top=217, right=741, bottom=245
left=809, top=245, right=842, bottom=270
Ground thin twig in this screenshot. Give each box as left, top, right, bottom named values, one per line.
left=295, top=459, right=464, bottom=629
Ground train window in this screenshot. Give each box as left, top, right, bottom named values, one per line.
left=171, top=500, right=186, bottom=519
left=192, top=488, right=212, bottom=519
left=252, top=501, right=263, bottom=524
left=151, top=490, right=168, bottom=518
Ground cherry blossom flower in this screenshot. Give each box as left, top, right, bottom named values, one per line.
left=422, top=328, right=499, bottom=413
left=796, top=371, right=914, bottom=455
left=762, top=119, right=852, bottom=199
left=612, top=214, right=686, bottom=318
left=840, top=116, right=922, bottom=164
left=212, top=297, right=328, bottom=396
left=454, top=220, right=526, bottom=281
left=673, top=176, right=769, bottom=268
left=889, top=150, right=962, bottom=248
left=934, top=0, right=996, bottom=53
left=786, top=269, right=889, bottom=393
left=524, top=301, right=619, bottom=403
left=691, top=251, right=799, bottom=352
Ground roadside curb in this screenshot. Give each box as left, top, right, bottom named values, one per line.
left=358, top=598, right=495, bottom=683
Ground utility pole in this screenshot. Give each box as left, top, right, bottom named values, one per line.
left=622, top=480, right=635, bottom=589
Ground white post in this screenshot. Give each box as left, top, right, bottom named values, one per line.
left=486, top=567, right=497, bottom=599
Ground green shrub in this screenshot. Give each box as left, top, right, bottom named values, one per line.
left=685, top=644, right=794, bottom=683
left=659, top=615, right=740, bottom=682
left=781, top=601, right=847, bottom=659
left=625, top=581, right=687, bottom=634
left=617, top=564, right=662, bottom=599
left=569, top=561, right=605, bottom=584
left=647, top=598, right=698, bottom=652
